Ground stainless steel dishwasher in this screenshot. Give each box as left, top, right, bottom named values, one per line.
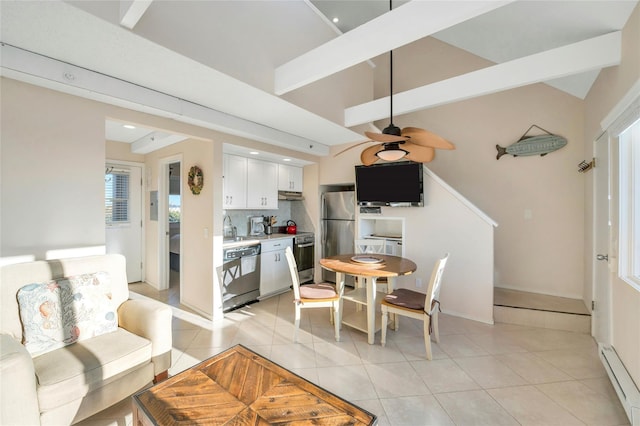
left=221, top=242, right=261, bottom=311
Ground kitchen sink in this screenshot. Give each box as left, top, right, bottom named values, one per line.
left=224, top=236, right=247, bottom=243
left=223, top=236, right=261, bottom=245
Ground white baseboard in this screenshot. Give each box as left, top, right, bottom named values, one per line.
left=442, top=308, right=494, bottom=325
left=599, top=344, right=640, bottom=426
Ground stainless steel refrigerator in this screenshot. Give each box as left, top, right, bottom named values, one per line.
left=321, top=191, right=355, bottom=285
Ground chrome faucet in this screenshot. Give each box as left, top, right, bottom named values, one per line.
left=223, top=215, right=237, bottom=238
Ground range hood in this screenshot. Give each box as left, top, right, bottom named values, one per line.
left=278, top=190, right=304, bottom=201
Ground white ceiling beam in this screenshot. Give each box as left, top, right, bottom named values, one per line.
left=345, top=31, right=622, bottom=127
left=0, top=44, right=330, bottom=156
left=119, top=0, right=153, bottom=30
left=131, top=131, right=187, bottom=154
left=274, top=0, right=514, bottom=95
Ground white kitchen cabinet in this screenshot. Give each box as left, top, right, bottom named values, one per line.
left=247, top=158, right=278, bottom=209
left=259, top=238, right=294, bottom=298
left=223, top=155, right=278, bottom=210
left=278, top=164, right=303, bottom=192
left=223, top=154, right=247, bottom=209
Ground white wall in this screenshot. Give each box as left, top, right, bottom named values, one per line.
left=143, top=139, right=217, bottom=317
left=1, top=78, right=106, bottom=258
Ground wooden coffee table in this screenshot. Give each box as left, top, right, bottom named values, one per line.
left=133, top=344, right=377, bottom=425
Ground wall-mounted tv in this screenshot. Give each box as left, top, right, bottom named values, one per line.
left=355, top=161, right=424, bottom=207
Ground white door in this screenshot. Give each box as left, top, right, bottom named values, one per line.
left=106, top=163, right=143, bottom=282
left=592, top=134, right=611, bottom=345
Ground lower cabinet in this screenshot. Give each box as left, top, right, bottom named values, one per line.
left=259, top=238, right=294, bottom=298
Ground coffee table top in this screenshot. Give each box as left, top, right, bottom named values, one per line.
left=133, top=344, right=377, bottom=425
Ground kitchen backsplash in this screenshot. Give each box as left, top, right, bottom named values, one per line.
left=224, top=200, right=315, bottom=236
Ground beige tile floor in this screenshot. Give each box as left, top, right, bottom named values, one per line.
left=78, top=286, right=630, bottom=426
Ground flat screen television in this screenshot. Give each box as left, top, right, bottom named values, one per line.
left=355, top=161, right=424, bottom=207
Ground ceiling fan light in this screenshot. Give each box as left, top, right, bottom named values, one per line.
left=376, top=146, right=408, bottom=161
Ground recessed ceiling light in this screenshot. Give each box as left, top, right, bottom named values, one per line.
left=332, top=17, right=339, bottom=23
left=249, top=151, right=259, bottom=155
left=123, top=124, right=136, bottom=129
left=283, top=158, right=292, bottom=162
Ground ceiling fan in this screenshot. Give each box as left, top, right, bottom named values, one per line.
left=336, top=1, right=455, bottom=166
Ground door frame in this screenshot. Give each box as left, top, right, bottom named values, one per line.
left=158, top=154, right=183, bottom=291
left=105, top=159, right=146, bottom=283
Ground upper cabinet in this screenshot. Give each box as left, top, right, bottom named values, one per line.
left=278, top=164, right=303, bottom=192
left=223, top=154, right=248, bottom=209
left=222, top=154, right=278, bottom=209
left=247, top=158, right=278, bottom=209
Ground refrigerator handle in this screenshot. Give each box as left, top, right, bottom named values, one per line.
left=320, top=220, right=327, bottom=257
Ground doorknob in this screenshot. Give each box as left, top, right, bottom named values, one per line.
left=596, top=254, right=608, bottom=261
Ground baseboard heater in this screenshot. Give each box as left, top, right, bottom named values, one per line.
left=599, top=344, right=640, bottom=425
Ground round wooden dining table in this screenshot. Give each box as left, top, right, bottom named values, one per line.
left=320, top=254, right=417, bottom=344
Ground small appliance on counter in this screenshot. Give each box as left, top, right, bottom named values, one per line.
left=264, top=216, right=276, bottom=235
left=249, top=216, right=265, bottom=236
left=286, top=220, right=297, bottom=234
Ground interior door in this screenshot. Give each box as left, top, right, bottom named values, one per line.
left=592, top=134, right=611, bottom=345
left=106, top=163, right=143, bottom=282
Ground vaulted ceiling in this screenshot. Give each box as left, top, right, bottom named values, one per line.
left=1, top=0, right=637, bottom=157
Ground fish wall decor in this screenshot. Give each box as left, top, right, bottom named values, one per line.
left=496, top=125, right=567, bottom=160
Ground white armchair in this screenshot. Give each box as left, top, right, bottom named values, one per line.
left=0, top=254, right=172, bottom=425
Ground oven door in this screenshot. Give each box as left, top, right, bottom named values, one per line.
left=294, top=242, right=314, bottom=272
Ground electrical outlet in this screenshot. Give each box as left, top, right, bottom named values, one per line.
left=416, top=278, right=423, bottom=288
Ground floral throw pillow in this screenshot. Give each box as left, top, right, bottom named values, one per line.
left=17, top=272, right=117, bottom=357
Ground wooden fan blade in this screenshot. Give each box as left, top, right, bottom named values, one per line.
left=334, top=140, right=373, bottom=157
left=365, top=131, right=408, bottom=144
left=404, top=142, right=436, bottom=163
left=360, top=144, right=383, bottom=166
left=401, top=127, right=455, bottom=150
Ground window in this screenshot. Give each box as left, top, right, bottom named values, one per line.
left=169, top=194, right=181, bottom=223
left=105, top=169, right=130, bottom=225
left=619, top=117, right=640, bottom=289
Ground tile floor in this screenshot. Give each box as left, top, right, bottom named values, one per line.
left=78, top=287, right=630, bottom=426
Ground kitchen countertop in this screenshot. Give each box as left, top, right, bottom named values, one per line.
left=223, top=232, right=313, bottom=249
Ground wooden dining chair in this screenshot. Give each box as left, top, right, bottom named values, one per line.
left=354, top=238, right=386, bottom=255
left=354, top=239, right=388, bottom=292
left=380, top=253, right=449, bottom=360
left=284, top=246, right=341, bottom=342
